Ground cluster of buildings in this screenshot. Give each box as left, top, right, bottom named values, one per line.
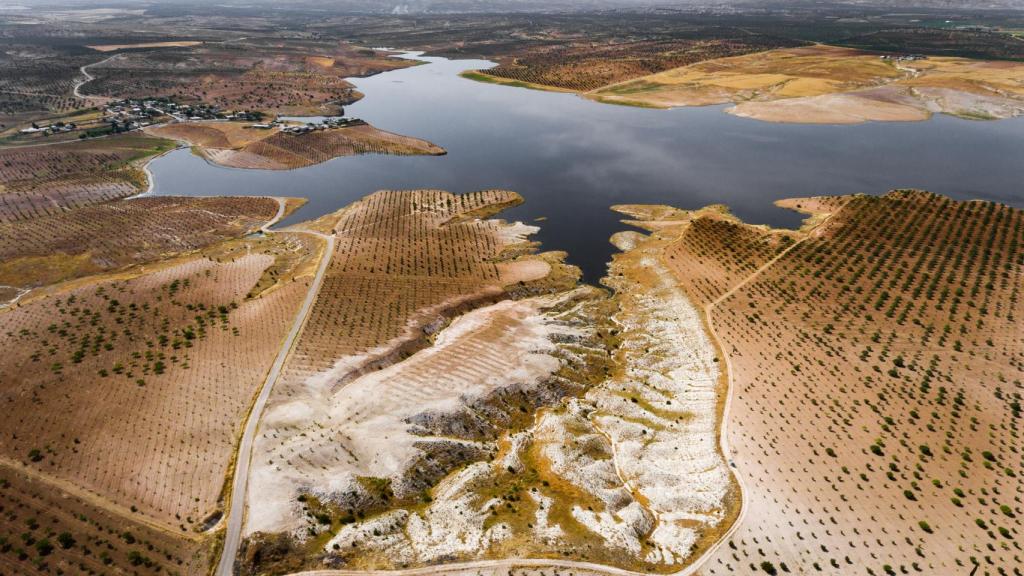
left=19, top=122, right=77, bottom=135
left=267, top=117, right=366, bottom=134
left=18, top=98, right=363, bottom=139
left=104, top=98, right=263, bottom=123
left=879, top=54, right=929, bottom=62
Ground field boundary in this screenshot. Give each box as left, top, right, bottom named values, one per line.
left=0, top=456, right=200, bottom=540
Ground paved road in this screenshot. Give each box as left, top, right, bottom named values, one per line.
left=216, top=228, right=334, bottom=576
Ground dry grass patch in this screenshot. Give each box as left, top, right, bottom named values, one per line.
left=594, top=44, right=1024, bottom=123
left=469, top=36, right=805, bottom=93
left=87, top=41, right=203, bottom=52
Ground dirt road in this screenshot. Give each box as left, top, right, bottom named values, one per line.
left=216, top=228, right=335, bottom=576
left=74, top=54, right=118, bottom=101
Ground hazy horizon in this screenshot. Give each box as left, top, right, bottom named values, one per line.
left=7, top=0, right=1024, bottom=13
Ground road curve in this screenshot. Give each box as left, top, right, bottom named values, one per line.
left=74, top=54, right=118, bottom=100
left=216, top=228, right=334, bottom=576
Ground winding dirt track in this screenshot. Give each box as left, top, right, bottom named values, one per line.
left=73, top=54, right=118, bottom=101
left=216, top=226, right=334, bottom=576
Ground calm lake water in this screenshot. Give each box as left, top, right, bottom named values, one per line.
left=150, top=53, right=1024, bottom=283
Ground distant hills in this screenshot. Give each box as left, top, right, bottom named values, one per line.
left=38, top=0, right=1024, bottom=15
left=371, top=0, right=1024, bottom=13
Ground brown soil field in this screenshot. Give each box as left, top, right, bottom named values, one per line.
left=0, top=460, right=209, bottom=575
left=88, top=41, right=204, bottom=52
left=145, top=122, right=272, bottom=150
left=617, top=191, right=1023, bottom=575
left=0, top=232, right=321, bottom=534
left=147, top=122, right=445, bottom=170
left=614, top=203, right=800, bottom=308
left=268, top=188, right=537, bottom=401
left=83, top=42, right=414, bottom=116
left=594, top=45, right=1024, bottom=123
left=0, top=134, right=175, bottom=223
left=0, top=195, right=286, bottom=289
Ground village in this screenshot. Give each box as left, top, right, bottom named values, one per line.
left=267, top=116, right=367, bottom=134
left=104, top=98, right=265, bottom=124
left=13, top=97, right=368, bottom=142
left=879, top=53, right=929, bottom=61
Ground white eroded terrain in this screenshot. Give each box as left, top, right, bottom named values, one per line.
left=246, top=288, right=601, bottom=541
left=242, top=210, right=734, bottom=572
left=593, top=231, right=731, bottom=564
left=488, top=229, right=732, bottom=567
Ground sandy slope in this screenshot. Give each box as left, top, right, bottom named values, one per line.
left=593, top=45, right=1024, bottom=123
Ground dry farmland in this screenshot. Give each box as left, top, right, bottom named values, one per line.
left=593, top=45, right=1024, bottom=123
left=0, top=195, right=285, bottom=290
left=146, top=122, right=445, bottom=170
left=0, top=461, right=208, bottom=576
left=0, top=44, right=95, bottom=130
left=616, top=191, right=1023, bottom=576
left=470, top=36, right=805, bottom=93
left=0, top=135, right=175, bottom=223
left=267, top=189, right=539, bottom=389
left=87, top=41, right=204, bottom=52
left=80, top=41, right=414, bottom=116
left=0, top=232, right=321, bottom=534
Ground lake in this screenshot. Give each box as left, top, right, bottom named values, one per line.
left=149, top=53, right=1024, bottom=283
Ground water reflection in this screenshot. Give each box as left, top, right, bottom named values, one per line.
left=150, top=53, right=1024, bottom=283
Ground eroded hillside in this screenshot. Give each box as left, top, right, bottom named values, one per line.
left=612, top=191, right=1023, bottom=576
left=238, top=189, right=741, bottom=574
